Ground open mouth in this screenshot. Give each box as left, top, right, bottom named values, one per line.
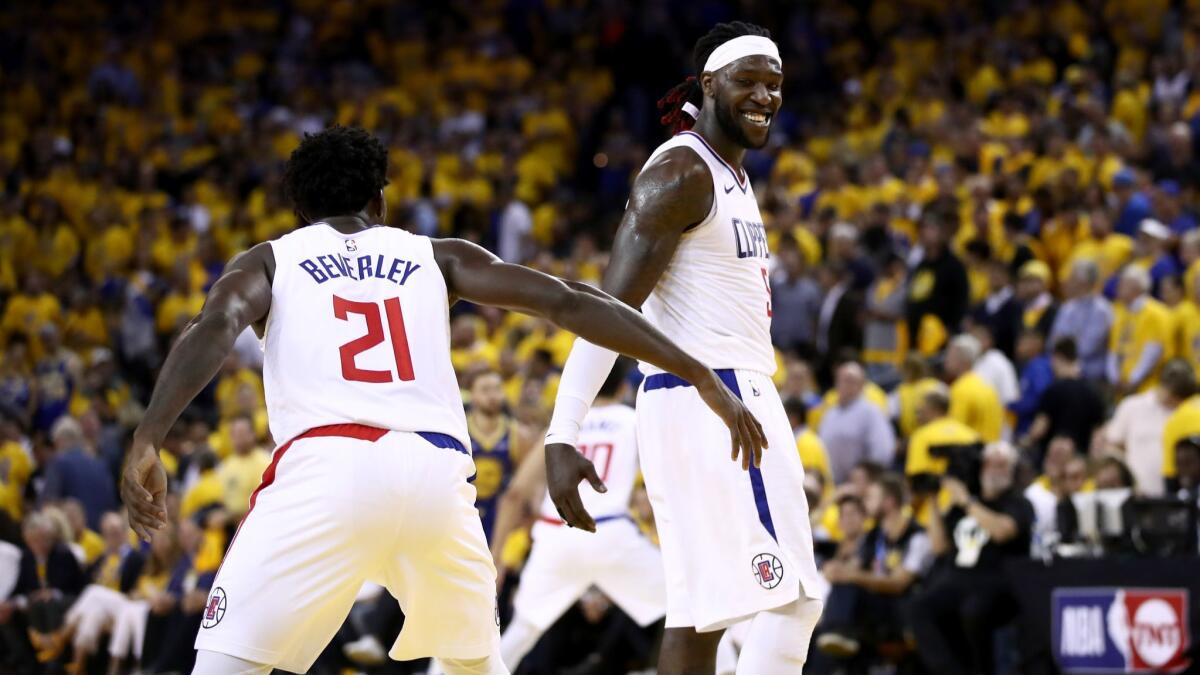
left=741, top=110, right=771, bottom=127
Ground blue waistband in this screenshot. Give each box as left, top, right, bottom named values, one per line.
left=642, top=369, right=738, bottom=392
left=416, top=431, right=469, bottom=456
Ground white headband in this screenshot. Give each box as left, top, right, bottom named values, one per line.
left=703, top=35, right=781, bottom=73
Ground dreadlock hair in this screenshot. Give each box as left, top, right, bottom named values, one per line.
left=657, top=21, right=772, bottom=134
left=282, top=125, right=389, bottom=222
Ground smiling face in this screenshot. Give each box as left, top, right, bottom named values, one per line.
left=703, top=55, right=782, bottom=149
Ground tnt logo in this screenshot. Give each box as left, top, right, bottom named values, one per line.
left=1053, top=588, right=1189, bottom=673
left=201, top=587, right=228, bottom=629
left=751, top=553, right=784, bottom=589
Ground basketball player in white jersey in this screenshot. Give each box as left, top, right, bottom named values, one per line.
left=489, top=359, right=664, bottom=670
left=544, top=22, right=824, bottom=673
left=119, top=126, right=766, bottom=675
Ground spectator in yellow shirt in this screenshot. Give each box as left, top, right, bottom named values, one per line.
left=945, top=334, right=1004, bottom=442
left=215, top=416, right=271, bottom=519
left=1109, top=265, right=1171, bottom=395
left=180, top=451, right=224, bottom=519
left=1162, top=369, right=1200, bottom=488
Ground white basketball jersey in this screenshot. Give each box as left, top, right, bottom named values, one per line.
left=262, top=223, right=470, bottom=450
left=638, top=131, right=775, bottom=376
left=540, top=403, right=639, bottom=519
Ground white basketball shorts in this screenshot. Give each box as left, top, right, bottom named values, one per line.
left=636, top=369, right=824, bottom=632
left=194, top=424, right=500, bottom=673
left=512, top=515, right=665, bottom=630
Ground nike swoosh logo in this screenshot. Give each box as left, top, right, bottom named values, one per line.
left=724, top=184, right=736, bottom=194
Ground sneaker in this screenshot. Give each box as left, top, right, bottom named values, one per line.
left=816, top=632, right=860, bottom=658
left=343, top=635, right=387, bottom=666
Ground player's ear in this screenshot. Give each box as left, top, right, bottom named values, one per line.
left=700, top=72, right=716, bottom=100
left=371, top=190, right=386, bottom=225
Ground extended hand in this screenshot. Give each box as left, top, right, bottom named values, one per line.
left=693, top=372, right=768, bottom=470
left=545, top=443, right=607, bottom=532
left=121, top=438, right=169, bottom=541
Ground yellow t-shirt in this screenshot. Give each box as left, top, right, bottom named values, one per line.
left=796, top=429, right=833, bottom=498
left=181, top=471, right=225, bottom=519
left=906, top=416, right=982, bottom=476
left=0, top=441, right=32, bottom=520
left=1175, top=301, right=1200, bottom=377
left=217, top=450, right=272, bottom=517
left=77, top=529, right=105, bottom=565
left=1110, top=298, right=1172, bottom=392
left=949, top=372, right=1003, bottom=442
left=1163, top=395, right=1200, bottom=478
left=1, top=292, right=62, bottom=337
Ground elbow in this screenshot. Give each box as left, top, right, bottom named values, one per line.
left=545, top=283, right=587, bottom=326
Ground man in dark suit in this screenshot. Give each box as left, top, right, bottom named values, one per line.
left=816, top=263, right=863, bottom=383
left=971, top=258, right=1022, bottom=360
left=0, top=511, right=86, bottom=671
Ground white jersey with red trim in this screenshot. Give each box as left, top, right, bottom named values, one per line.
left=262, top=223, right=469, bottom=449
left=637, top=130, right=775, bottom=377
left=540, top=402, right=638, bottom=520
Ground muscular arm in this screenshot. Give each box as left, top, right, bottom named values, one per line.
left=546, top=149, right=716, bottom=443
left=433, top=237, right=715, bottom=384
left=121, top=243, right=275, bottom=539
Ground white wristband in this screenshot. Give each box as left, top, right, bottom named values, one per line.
left=545, top=339, right=620, bottom=447
left=545, top=395, right=590, bottom=447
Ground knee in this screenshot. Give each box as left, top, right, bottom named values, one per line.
left=660, top=628, right=724, bottom=675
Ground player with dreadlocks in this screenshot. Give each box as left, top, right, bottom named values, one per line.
left=544, top=21, right=825, bottom=673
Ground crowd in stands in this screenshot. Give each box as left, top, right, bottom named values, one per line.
left=2, top=0, right=1200, bottom=673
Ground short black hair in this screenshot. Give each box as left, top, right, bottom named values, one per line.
left=782, top=396, right=808, bottom=422
left=599, top=358, right=632, bottom=398
left=1052, top=336, right=1078, bottom=361
left=283, top=125, right=389, bottom=221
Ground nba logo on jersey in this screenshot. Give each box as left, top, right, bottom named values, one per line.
left=751, top=553, right=784, bottom=590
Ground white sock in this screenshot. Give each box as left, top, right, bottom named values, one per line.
left=736, top=598, right=824, bottom=674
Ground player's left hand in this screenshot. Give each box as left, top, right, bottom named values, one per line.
left=545, top=443, right=607, bottom=532
left=121, top=438, right=169, bottom=541
left=693, top=371, right=768, bottom=470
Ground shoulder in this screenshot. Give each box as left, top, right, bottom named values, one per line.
left=627, top=146, right=713, bottom=223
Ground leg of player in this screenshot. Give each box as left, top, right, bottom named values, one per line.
left=658, top=627, right=725, bottom=675
left=498, top=615, right=542, bottom=670
left=191, top=649, right=273, bottom=675
left=734, top=598, right=824, bottom=674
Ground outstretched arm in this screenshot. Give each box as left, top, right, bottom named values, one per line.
left=121, top=243, right=275, bottom=540
left=489, top=440, right=548, bottom=581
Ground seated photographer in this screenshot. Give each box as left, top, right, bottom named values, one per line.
left=813, top=472, right=933, bottom=664
left=910, top=442, right=1035, bottom=675
left=905, top=388, right=981, bottom=525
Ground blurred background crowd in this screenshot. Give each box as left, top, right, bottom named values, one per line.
left=1, top=0, right=1200, bottom=673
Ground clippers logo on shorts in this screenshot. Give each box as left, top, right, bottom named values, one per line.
left=202, top=587, right=228, bottom=629
left=751, top=553, right=784, bottom=589
left=1052, top=588, right=1190, bottom=673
